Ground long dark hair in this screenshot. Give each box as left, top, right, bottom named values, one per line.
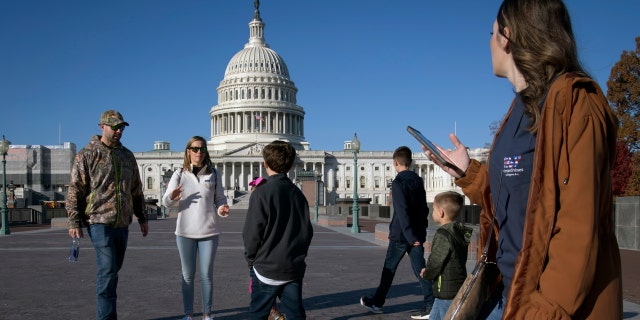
left=497, top=0, right=588, bottom=133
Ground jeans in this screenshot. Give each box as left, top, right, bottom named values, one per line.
left=372, top=240, right=434, bottom=309
left=88, top=224, right=129, bottom=320
left=249, top=269, right=306, bottom=320
left=176, top=235, right=219, bottom=316
left=478, top=283, right=505, bottom=320
left=429, top=298, right=452, bottom=320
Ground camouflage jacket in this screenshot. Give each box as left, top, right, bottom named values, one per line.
left=66, top=135, right=147, bottom=228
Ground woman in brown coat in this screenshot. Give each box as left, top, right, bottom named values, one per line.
left=425, top=0, right=622, bottom=319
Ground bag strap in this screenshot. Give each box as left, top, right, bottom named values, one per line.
left=176, top=168, right=184, bottom=185
left=481, top=171, right=503, bottom=262
left=480, top=216, right=496, bottom=262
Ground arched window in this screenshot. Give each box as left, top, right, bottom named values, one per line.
left=147, top=177, right=154, bottom=190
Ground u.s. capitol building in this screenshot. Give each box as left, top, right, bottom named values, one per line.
left=133, top=3, right=487, bottom=208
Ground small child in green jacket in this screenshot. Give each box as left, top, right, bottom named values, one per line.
left=420, top=191, right=473, bottom=320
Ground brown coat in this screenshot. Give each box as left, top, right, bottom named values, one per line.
left=456, top=73, right=622, bottom=319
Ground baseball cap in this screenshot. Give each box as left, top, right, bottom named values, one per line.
left=249, top=176, right=266, bottom=187
left=99, top=110, right=130, bottom=127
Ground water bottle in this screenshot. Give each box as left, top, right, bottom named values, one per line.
left=68, top=238, right=80, bottom=262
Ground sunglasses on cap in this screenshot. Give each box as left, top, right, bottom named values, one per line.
left=188, top=146, right=207, bottom=153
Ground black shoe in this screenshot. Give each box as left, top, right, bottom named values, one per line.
left=360, top=296, right=383, bottom=314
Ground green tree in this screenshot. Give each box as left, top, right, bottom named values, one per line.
left=607, top=36, right=640, bottom=196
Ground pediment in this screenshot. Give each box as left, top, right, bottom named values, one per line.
left=223, top=142, right=265, bottom=156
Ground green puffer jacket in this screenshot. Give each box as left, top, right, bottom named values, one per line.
left=422, top=221, right=473, bottom=299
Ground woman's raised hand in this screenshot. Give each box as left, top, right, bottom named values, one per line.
left=170, top=185, right=183, bottom=201
left=422, top=133, right=470, bottom=178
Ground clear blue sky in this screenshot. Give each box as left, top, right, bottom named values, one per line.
left=1, top=0, right=638, bottom=152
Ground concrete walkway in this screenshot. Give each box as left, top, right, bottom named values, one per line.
left=1, top=210, right=638, bottom=319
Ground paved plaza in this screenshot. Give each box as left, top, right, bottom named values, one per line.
left=1, top=209, right=639, bottom=319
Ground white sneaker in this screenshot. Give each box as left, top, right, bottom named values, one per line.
left=203, top=316, right=214, bottom=320
left=409, top=310, right=430, bottom=319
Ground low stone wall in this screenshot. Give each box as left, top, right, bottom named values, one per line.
left=318, top=214, right=348, bottom=227
left=51, top=217, right=68, bottom=229
left=368, top=195, right=639, bottom=256
left=374, top=223, right=389, bottom=243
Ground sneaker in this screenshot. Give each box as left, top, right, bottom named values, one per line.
left=360, top=296, right=383, bottom=314
left=203, top=316, right=214, bottom=320
left=270, top=313, right=285, bottom=320
left=269, top=308, right=285, bottom=320
left=409, top=309, right=431, bottom=319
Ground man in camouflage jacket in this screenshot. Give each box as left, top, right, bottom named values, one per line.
left=66, top=110, right=148, bottom=320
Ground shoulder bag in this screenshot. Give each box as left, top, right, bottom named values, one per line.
left=443, top=216, right=499, bottom=320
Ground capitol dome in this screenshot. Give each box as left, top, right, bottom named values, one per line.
left=225, top=44, right=290, bottom=78
left=209, top=4, right=308, bottom=152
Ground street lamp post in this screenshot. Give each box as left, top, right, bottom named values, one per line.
left=350, top=133, right=360, bottom=233
left=313, top=170, right=321, bottom=222
left=0, top=135, right=11, bottom=235
left=161, top=169, right=173, bottom=219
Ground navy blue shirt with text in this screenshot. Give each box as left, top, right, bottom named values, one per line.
left=488, top=94, right=536, bottom=297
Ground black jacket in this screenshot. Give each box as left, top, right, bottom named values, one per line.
left=422, top=222, right=473, bottom=299
left=243, top=173, right=313, bottom=281
left=389, top=170, right=429, bottom=244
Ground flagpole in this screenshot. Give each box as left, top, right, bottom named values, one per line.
left=255, top=112, right=265, bottom=145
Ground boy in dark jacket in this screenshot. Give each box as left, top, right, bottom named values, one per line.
left=420, top=191, right=472, bottom=320
left=243, top=140, right=313, bottom=320
left=360, top=146, right=434, bottom=319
